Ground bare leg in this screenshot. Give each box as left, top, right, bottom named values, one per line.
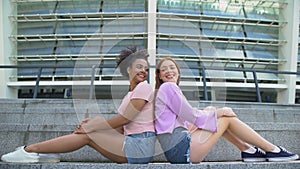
left=190, top=117, right=276, bottom=163
left=25, top=130, right=127, bottom=163
left=222, top=130, right=251, bottom=152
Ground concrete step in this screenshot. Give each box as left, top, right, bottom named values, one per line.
left=0, top=99, right=299, bottom=125
left=0, top=123, right=299, bottom=162
left=0, top=99, right=299, bottom=162
left=0, top=161, right=300, bottom=169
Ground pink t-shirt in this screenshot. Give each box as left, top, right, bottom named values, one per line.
left=118, top=81, right=155, bottom=135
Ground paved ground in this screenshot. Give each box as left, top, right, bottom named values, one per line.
left=1, top=161, right=300, bottom=169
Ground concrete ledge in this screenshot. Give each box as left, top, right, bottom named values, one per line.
left=0, top=161, right=300, bottom=169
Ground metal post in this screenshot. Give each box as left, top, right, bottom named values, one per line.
left=202, top=67, right=208, bottom=100
left=89, top=65, right=96, bottom=100
left=33, top=67, right=42, bottom=99
left=253, top=71, right=262, bottom=102
left=86, top=65, right=96, bottom=118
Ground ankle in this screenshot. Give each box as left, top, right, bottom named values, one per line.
left=24, top=145, right=34, bottom=153
left=270, top=146, right=280, bottom=153
left=243, top=146, right=257, bottom=154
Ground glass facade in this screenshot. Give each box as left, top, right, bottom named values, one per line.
left=3, top=0, right=299, bottom=103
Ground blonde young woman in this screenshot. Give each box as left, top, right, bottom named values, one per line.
left=1, top=47, right=156, bottom=164
left=154, top=57, right=298, bottom=164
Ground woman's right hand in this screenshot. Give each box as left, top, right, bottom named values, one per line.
left=216, top=107, right=237, bottom=118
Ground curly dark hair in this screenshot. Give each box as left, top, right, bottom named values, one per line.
left=116, top=46, right=149, bottom=78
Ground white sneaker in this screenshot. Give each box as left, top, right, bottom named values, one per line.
left=1, top=146, right=39, bottom=163
left=38, top=153, right=60, bottom=163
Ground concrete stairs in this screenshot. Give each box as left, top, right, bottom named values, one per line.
left=0, top=99, right=299, bottom=168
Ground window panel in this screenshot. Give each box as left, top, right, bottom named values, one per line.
left=17, top=2, right=56, bottom=15
left=18, top=22, right=55, bottom=35
left=157, top=0, right=200, bottom=15
left=202, top=1, right=245, bottom=18
left=201, top=23, right=245, bottom=38
left=157, top=40, right=199, bottom=56
left=245, top=25, right=278, bottom=40
left=102, top=0, right=146, bottom=12
left=55, top=41, right=86, bottom=55
left=157, top=19, right=200, bottom=35
left=56, top=1, right=100, bottom=14
left=244, top=45, right=278, bottom=60
left=56, top=21, right=101, bottom=34
left=206, top=70, right=245, bottom=79
left=244, top=6, right=280, bottom=20
left=18, top=41, right=55, bottom=55
left=102, top=19, right=146, bottom=33
left=18, top=61, right=56, bottom=76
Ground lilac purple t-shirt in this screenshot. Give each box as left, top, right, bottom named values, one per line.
left=118, top=81, right=155, bottom=136
left=155, top=82, right=218, bottom=134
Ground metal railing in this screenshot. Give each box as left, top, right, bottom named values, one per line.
left=0, top=65, right=299, bottom=102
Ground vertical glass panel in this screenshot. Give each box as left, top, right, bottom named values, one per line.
left=298, top=29, right=300, bottom=62
left=102, top=0, right=146, bottom=12
left=157, top=0, right=200, bottom=15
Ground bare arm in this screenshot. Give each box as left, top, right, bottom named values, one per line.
left=75, top=99, right=147, bottom=133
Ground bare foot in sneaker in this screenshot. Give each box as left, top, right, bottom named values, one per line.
left=1, top=146, right=39, bottom=163
left=242, top=147, right=266, bottom=162
left=266, top=146, right=299, bottom=162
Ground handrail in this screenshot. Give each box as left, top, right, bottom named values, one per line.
left=0, top=65, right=114, bottom=99
left=0, top=65, right=299, bottom=102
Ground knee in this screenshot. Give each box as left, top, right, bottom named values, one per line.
left=81, top=133, right=92, bottom=142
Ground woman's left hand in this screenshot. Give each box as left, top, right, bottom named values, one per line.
left=73, top=124, right=86, bottom=134
left=73, top=116, right=105, bottom=134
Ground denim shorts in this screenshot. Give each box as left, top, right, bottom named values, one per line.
left=124, top=131, right=156, bottom=164
left=157, top=127, right=191, bottom=164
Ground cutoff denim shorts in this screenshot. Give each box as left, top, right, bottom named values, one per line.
left=157, top=127, right=191, bottom=164
left=124, top=131, right=156, bottom=164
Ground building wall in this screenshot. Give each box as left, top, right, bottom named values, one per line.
left=0, top=0, right=299, bottom=104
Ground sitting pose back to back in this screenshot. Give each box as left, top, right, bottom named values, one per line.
left=154, top=57, right=299, bottom=163
left=1, top=47, right=156, bottom=164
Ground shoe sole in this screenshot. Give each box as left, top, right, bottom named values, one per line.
left=1, top=158, right=38, bottom=163
left=39, top=159, right=60, bottom=163
left=242, top=158, right=266, bottom=162
left=267, top=154, right=299, bottom=162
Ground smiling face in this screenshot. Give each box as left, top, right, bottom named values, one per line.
left=158, top=59, right=180, bottom=84
left=127, top=58, right=149, bottom=84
